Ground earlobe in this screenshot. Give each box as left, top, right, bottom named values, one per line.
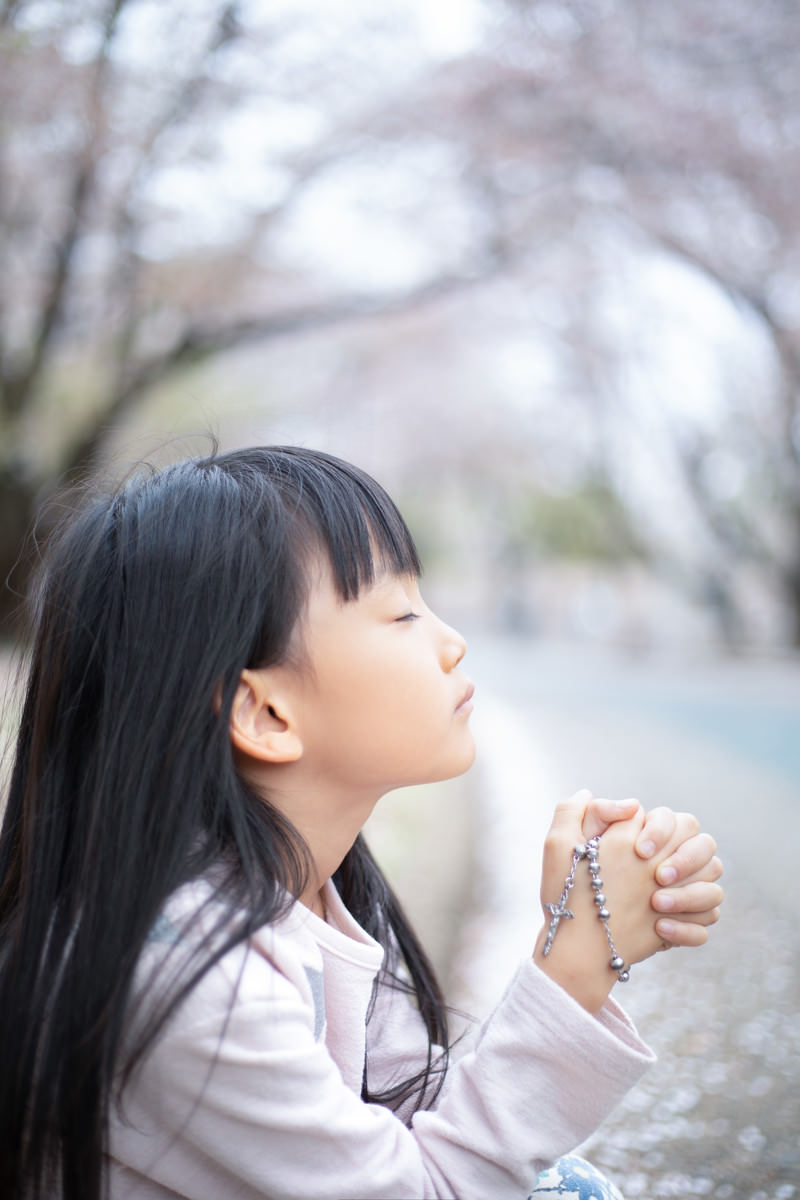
left=229, top=669, right=303, bottom=764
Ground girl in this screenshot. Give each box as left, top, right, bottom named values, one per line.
left=0, top=446, right=723, bottom=1200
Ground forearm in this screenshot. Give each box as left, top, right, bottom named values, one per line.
left=416, top=958, right=655, bottom=1192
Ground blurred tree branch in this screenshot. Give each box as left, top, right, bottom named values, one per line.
left=2, top=0, right=800, bottom=641
left=66, top=266, right=500, bottom=480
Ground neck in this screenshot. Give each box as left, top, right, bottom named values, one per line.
left=245, top=762, right=383, bottom=912
left=304, top=886, right=328, bottom=920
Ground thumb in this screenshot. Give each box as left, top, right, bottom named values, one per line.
left=583, top=796, right=641, bottom=840
left=547, top=789, right=594, bottom=839
left=540, top=791, right=593, bottom=911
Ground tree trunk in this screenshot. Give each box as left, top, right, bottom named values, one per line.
left=0, top=466, right=41, bottom=635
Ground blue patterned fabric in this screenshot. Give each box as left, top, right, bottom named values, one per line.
left=527, top=1154, right=624, bottom=1199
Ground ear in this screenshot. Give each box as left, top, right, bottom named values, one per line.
left=229, top=668, right=303, bottom=764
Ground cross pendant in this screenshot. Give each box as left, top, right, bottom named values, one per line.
left=543, top=900, right=574, bottom=956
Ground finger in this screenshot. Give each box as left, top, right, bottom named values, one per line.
left=656, top=915, right=720, bottom=947
left=582, top=796, right=640, bottom=840
left=660, top=908, right=722, bottom=929
left=547, top=789, right=594, bottom=841
left=635, top=806, right=677, bottom=859
left=665, top=854, right=725, bottom=888
left=652, top=881, right=724, bottom=918
left=656, top=832, right=718, bottom=885
left=660, top=810, right=701, bottom=853
left=640, top=809, right=702, bottom=861
left=541, top=791, right=595, bottom=892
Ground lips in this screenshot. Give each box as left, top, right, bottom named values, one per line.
left=455, top=681, right=475, bottom=715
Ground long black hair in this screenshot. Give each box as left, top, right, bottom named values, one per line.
left=0, top=446, right=450, bottom=1200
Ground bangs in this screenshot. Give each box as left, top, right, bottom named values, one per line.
left=286, top=450, right=422, bottom=601
left=213, top=446, right=421, bottom=602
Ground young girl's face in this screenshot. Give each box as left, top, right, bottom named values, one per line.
left=286, top=565, right=476, bottom=798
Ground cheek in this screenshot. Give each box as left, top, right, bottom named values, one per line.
left=304, top=640, right=445, bottom=755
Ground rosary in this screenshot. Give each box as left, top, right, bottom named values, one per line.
left=542, top=835, right=631, bottom=983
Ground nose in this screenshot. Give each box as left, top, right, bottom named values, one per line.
left=439, top=619, right=467, bottom=671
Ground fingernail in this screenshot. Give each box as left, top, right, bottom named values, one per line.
left=638, top=839, right=656, bottom=859
left=655, top=893, right=675, bottom=911
left=658, top=866, right=678, bottom=885
left=656, top=920, right=676, bottom=939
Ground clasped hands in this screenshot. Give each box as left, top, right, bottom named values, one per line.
left=534, top=790, right=724, bottom=1013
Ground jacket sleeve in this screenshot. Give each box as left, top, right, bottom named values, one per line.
left=413, top=958, right=654, bottom=1195
left=111, top=947, right=654, bottom=1200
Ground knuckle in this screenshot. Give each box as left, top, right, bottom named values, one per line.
left=698, top=831, right=717, bottom=856
left=544, top=828, right=570, bottom=858
left=683, top=836, right=708, bottom=864
left=647, top=806, right=673, bottom=834
left=680, top=812, right=701, bottom=837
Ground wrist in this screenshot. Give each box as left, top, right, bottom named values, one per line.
left=533, top=925, right=614, bottom=1015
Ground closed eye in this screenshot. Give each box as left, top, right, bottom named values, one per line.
left=395, top=612, right=420, bottom=623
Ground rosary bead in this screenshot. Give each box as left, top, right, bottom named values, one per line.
left=544, top=837, right=632, bottom=982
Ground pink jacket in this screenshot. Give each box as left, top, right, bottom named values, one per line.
left=109, top=879, right=654, bottom=1199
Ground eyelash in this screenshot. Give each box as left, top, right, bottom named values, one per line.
left=396, top=612, right=420, bottom=623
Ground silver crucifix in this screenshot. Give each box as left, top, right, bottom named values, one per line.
left=543, top=899, right=574, bottom=956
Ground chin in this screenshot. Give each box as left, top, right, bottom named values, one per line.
left=438, top=739, right=478, bottom=782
